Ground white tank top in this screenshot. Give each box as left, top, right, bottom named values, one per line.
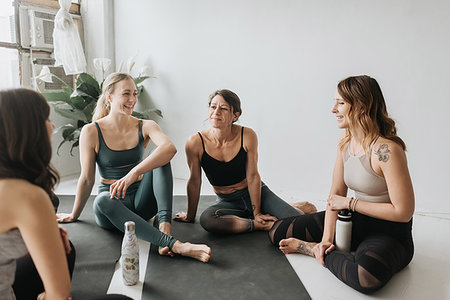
left=343, top=143, right=390, bottom=203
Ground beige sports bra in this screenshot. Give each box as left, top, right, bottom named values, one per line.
left=343, top=143, right=390, bottom=203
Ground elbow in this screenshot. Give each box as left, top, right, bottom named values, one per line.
left=166, top=142, right=177, bottom=159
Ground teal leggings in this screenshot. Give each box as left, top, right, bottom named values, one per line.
left=93, top=162, right=176, bottom=248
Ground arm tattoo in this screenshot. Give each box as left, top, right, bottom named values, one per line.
left=375, top=144, right=391, bottom=162
left=297, top=241, right=315, bottom=257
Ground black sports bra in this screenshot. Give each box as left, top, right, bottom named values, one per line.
left=198, top=127, right=247, bottom=186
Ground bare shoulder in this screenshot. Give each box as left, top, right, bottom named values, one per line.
left=242, top=126, right=257, bottom=138
left=185, top=132, right=203, bottom=154
left=0, top=179, right=50, bottom=217
left=373, top=137, right=405, bottom=164
left=81, top=123, right=99, bottom=139
left=141, top=119, right=158, bottom=130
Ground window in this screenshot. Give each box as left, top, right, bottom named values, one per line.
left=0, top=0, right=81, bottom=90
left=0, top=1, right=19, bottom=89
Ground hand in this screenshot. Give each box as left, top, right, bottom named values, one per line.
left=327, top=194, right=350, bottom=211
left=313, top=240, right=335, bottom=266
left=173, top=212, right=194, bottom=223
left=254, top=213, right=278, bottom=225
left=56, top=212, right=77, bottom=223
left=109, top=171, right=140, bottom=199
left=59, top=226, right=71, bottom=254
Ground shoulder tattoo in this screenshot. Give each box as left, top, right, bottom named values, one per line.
left=375, top=144, right=391, bottom=162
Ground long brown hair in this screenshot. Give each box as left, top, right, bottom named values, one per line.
left=0, top=88, right=59, bottom=196
left=92, top=72, right=135, bottom=121
left=337, top=75, right=406, bottom=152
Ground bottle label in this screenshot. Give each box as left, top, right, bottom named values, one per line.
left=121, top=253, right=139, bottom=285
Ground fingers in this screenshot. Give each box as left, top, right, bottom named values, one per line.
left=59, top=227, right=71, bottom=254
left=324, top=244, right=335, bottom=255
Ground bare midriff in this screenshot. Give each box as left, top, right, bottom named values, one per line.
left=212, top=178, right=248, bottom=195
left=100, top=174, right=143, bottom=185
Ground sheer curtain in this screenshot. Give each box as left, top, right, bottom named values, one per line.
left=53, top=0, right=86, bottom=75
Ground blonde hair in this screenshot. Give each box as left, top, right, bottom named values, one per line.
left=337, top=75, right=406, bottom=153
left=92, top=72, right=135, bottom=121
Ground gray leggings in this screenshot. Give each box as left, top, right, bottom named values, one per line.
left=200, top=182, right=301, bottom=234
left=93, top=163, right=176, bottom=248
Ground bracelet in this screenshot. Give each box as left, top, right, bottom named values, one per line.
left=348, top=197, right=354, bottom=210
left=352, top=198, right=359, bottom=212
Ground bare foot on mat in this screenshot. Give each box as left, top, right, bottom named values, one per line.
left=291, top=201, right=317, bottom=214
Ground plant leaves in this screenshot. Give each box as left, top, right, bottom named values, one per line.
left=132, top=108, right=163, bottom=119
left=77, top=73, right=101, bottom=94
left=54, top=106, right=89, bottom=123
left=134, top=76, right=150, bottom=85
left=41, top=91, right=71, bottom=103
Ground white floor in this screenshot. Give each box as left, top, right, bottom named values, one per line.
left=56, top=177, right=450, bottom=300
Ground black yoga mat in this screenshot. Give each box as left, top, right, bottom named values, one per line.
left=142, top=195, right=311, bottom=300
left=58, top=195, right=123, bottom=300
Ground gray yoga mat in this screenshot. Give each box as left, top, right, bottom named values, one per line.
left=142, top=195, right=311, bottom=300
left=58, top=195, right=122, bottom=300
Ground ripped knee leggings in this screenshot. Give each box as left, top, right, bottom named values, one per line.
left=199, top=182, right=300, bottom=234
left=269, top=211, right=414, bottom=294
left=93, top=163, right=176, bottom=248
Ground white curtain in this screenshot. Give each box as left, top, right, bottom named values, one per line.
left=53, top=0, right=86, bottom=75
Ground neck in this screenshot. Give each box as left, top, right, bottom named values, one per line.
left=210, top=125, right=234, bottom=145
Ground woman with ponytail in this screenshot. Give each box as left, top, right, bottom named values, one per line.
left=57, top=72, right=211, bottom=263
left=269, top=75, right=415, bottom=294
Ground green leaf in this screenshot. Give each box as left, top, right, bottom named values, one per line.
left=41, top=91, right=71, bottom=103
left=77, top=73, right=101, bottom=94
left=54, top=106, right=89, bottom=123
left=134, top=76, right=150, bottom=85
left=132, top=108, right=163, bottom=119
left=62, top=86, right=74, bottom=95
left=68, top=95, right=86, bottom=110
left=70, top=140, right=79, bottom=156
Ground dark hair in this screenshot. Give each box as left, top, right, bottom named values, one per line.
left=337, top=75, right=406, bottom=152
left=0, top=88, right=59, bottom=196
left=209, top=89, right=242, bottom=122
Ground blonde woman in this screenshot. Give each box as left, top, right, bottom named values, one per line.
left=269, top=75, right=414, bottom=294
left=57, top=72, right=210, bottom=262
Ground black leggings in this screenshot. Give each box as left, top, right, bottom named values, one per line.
left=269, top=211, right=414, bottom=294
left=12, top=241, right=76, bottom=300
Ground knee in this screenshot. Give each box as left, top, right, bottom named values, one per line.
left=93, top=192, right=115, bottom=215
left=199, top=209, right=219, bottom=233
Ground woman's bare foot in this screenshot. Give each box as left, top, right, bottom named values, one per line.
left=172, top=241, right=211, bottom=262
left=291, top=201, right=317, bottom=214
left=159, top=222, right=174, bottom=256
left=279, top=238, right=317, bottom=257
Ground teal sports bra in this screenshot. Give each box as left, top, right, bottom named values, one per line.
left=94, top=120, right=145, bottom=179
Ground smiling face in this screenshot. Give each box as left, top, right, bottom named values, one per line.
left=108, top=78, right=138, bottom=115
left=331, top=90, right=352, bottom=129
left=208, top=95, right=239, bottom=128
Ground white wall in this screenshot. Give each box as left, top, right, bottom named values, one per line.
left=112, top=0, right=450, bottom=213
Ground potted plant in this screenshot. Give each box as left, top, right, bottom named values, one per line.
left=37, top=59, right=161, bottom=155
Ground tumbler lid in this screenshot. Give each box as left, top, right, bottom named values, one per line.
left=124, top=221, right=135, bottom=231
left=338, top=209, right=352, bottom=221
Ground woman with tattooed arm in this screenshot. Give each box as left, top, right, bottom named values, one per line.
left=269, top=75, right=415, bottom=294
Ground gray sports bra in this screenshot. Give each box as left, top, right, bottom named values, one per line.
left=343, top=143, right=390, bottom=203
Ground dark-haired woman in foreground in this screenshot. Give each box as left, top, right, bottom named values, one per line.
left=174, top=89, right=316, bottom=233
left=0, top=88, right=73, bottom=300
left=269, top=75, right=414, bottom=294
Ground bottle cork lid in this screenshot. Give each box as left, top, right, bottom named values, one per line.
left=124, top=221, right=135, bottom=231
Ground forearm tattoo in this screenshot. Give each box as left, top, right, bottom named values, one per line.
left=297, top=241, right=315, bottom=257
left=375, top=144, right=391, bottom=162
